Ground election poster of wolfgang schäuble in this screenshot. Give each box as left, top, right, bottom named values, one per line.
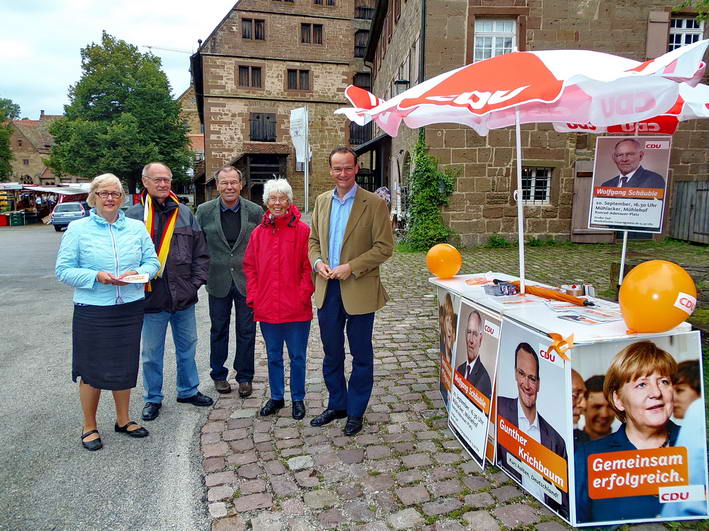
left=589, top=136, right=671, bottom=233
left=448, top=300, right=500, bottom=469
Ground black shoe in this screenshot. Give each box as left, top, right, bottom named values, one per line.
left=80, top=429, right=103, bottom=451
left=142, top=402, right=162, bottom=421
left=177, top=391, right=214, bottom=407
left=292, top=400, right=306, bottom=420
left=309, top=408, right=347, bottom=427
left=343, top=416, right=364, bottom=436
left=238, top=381, right=253, bottom=398
left=260, top=399, right=285, bottom=416
left=115, top=421, right=149, bottom=438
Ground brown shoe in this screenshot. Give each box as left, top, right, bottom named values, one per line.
left=238, top=381, right=253, bottom=398
left=214, top=379, right=231, bottom=394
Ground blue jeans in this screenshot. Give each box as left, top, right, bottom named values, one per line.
left=208, top=284, right=256, bottom=383
left=260, top=321, right=310, bottom=401
left=141, top=305, right=200, bottom=403
left=317, top=280, right=375, bottom=417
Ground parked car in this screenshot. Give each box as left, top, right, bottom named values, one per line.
left=51, top=201, right=90, bottom=231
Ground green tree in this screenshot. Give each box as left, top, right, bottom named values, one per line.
left=677, top=0, right=709, bottom=20
left=48, top=32, right=192, bottom=191
left=404, top=135, right=455, bottom=251
left=0, top=98, right=21, bottom=120
left=0, top=98, right=20, bottom=181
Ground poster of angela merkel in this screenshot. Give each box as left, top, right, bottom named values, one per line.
left=589, top=136, right=671, bottom=233
left=571, top=330, right=708, bottom=527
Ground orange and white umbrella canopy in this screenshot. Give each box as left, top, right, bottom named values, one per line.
left=554, top=81, right=709, bottom=135
left=337, top=40, right=709, bottom=136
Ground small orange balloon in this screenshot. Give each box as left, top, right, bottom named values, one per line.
left=619, top=260, right=697, bottom=333
left=426, top=244, right=462, bottom=279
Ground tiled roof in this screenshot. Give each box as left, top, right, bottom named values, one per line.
left=12, top=115, right=61, bottom=152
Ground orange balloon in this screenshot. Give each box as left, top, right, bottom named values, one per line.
left=619, top=260, right=697, bottom=333
left=426, top=244, right=462, bottom=279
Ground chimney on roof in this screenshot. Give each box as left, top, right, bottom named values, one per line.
left=40, top=110, right=45, bottom=119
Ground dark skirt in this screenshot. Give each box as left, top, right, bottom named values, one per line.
left=72, top=299, right=145, bottom=390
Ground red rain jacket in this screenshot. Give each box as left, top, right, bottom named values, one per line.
left=243, top=204, right=314, bottom=323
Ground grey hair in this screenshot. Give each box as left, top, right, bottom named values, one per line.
left=142, top=162, right=173, bottom=177
left=614, top=138, right=642, bottom=152
left=263, top=179, right=293, bottom=204
left=467, top=309, right=483, bottom=333
left=214, top=165, right=242, bottom=182
left=88, top=173, right=124, bottom=207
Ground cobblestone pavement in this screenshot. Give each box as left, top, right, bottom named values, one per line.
left=201, top=241, right=707, bottom=531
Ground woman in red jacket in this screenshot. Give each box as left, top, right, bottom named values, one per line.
left=244, top=179, right=314, bottom=420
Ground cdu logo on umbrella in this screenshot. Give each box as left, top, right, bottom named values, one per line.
left=399, top=53, right=563, bottom=115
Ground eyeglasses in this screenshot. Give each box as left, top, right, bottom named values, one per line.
left=219, top=180, right=241, bottom=188
left=96, top=191, right=122, bottom=199
left=267, top=196, right=289, bottom=204
left=147, top=177, right=172, bottom=184
left=330, top=166, right=356, bottom=174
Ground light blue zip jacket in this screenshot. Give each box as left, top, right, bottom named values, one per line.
left=55, top=209, right=160, bottom=306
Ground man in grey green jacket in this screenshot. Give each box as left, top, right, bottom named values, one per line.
left=195, top=166, right=264, bottom=397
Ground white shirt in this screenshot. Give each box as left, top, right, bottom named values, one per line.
left=463, top=356, right=480, bottom=379
left=620, top=167, right=639, bottom=185
left=517, top=398, right=545, bottom=500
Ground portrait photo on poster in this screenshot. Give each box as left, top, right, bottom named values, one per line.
left=495, top=318, right=571, bottom=521
left=447, top=300, right=501, bottom=468
left=588, top=136, right=671, bottom=234
left=437, top=287, right=461, bottom=409
left=571, top=331, right=708, bottom=527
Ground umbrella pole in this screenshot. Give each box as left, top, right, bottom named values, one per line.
left=617, top=123, right=639, bottom=288
left=515, top=107, right=526, bottom=294
left=618, top=230, right=629, bottom=286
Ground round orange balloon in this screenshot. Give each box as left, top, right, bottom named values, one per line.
left=619, top=260, right=697, bottom=333
left=426, top=244, right=462, bottom=279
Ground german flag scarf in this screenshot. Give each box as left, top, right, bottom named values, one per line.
left=141, top=190, right=180, bottom=289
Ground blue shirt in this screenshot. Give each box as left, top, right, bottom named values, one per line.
left=328, top=184, right=357, bottom=268
left=220, top=199, right=241, bottom=213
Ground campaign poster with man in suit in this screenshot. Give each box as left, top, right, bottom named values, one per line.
left=589, top=136, right=671, bottom=233
left=448, top=301, right=500, bottom=468
left=496, top=319, right=571, bottom=521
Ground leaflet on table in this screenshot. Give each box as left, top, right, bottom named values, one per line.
left=448, top=300, right=501, bottom=470
left=545, top=301, right=622, bottom=321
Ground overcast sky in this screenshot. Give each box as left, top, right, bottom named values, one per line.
left=1, top=0, right=237, bottom=120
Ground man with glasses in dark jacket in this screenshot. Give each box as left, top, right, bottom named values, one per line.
left=126, top=162, right=212, bottom=421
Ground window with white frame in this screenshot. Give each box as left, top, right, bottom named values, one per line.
left=473, top=19, right=516, bottom=61
left=668, top=17, right=704, bottom=51
left=521, top=167, right=551, bottom=204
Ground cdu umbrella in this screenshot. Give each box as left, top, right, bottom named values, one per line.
left=337, top=40, right=709, bottom=293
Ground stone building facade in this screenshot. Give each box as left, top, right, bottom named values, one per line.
left=365, top=0, right=708, bottom=245
left=9, top=111, right=87, bottom=185
left=191, top=0, right=374, bottom=208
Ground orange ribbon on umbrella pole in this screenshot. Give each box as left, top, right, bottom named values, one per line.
left=547, top=333, right=574, bottom=361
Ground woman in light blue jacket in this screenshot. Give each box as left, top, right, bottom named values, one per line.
left=56, top=173, right=159, bottom=451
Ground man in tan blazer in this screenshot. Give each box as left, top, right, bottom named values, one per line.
left=308, top=146, right=394, bottom=436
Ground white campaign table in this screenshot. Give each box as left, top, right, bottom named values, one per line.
left=429, top=272, right=690, bottom=343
